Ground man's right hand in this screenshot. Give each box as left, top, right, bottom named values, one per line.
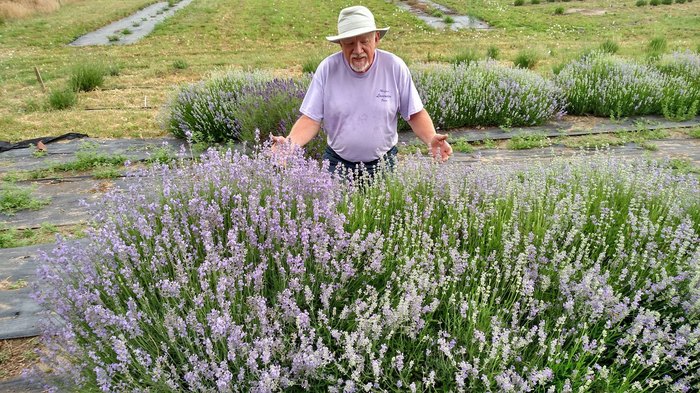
left=270, top=135, right=288, bottom=152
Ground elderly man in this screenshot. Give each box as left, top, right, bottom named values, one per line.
left=272, top=5, right=452, bottom=174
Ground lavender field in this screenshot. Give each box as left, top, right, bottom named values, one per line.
left=35, top=147, right=700, bottom=392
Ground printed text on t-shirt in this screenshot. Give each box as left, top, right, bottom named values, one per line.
left=376, top=89, right=392, bottom=102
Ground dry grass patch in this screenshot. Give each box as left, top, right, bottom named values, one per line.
left=0, top=0, right=79, bottom=20
left=0, top=337, right=41, bottom=381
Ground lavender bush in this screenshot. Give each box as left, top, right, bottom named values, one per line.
left=164, top=70, right=310, bottom=143
left=556, top=51, right=700, bottom=120
left=657, top=51, right=700, bottom=120
left=412, top=61, right=565, bottom=129
left=556, top=52, right=664, bottom=117
left=36, top=147, right=700, bottom=392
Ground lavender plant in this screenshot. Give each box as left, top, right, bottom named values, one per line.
left=556, top=52, right=665, bottom=117
left=164, top=70, right=310, bottom=143
left=412, top=61, right=565, bottom=129
left=37, top=147, right=700, bottom=391
left=557, top=51, right=700, bottom=120
left=657, top=51, right=700, bottom=120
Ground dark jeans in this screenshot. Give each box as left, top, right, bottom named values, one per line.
left=323, top=145, right=398, bottom=178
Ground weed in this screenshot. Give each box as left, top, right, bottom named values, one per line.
left=47, top=88, right=77, bottom=110
left=107, top=64, right=121, bottom=76
left=401, top=141, right=428, bottom=155
left=514, top=50, right=539, bottom=69
left=687, top=128, right=700, bottom=138
left=636, top=0, right=647, bottom=4
left=617, top=128, right=668, bottom=144
left=507, top=133, right=551, bottom=149
left=121, top=28, right=132, bottom=35
left=301, top=56, right=324, bottom=74
left=449, top=49, right=479, bottom=65
left=650, top=0, right=661, bottom=5
left=486, top=46, right=500, bottom=60
left=0, top=278, right=28, bottom=290
left=132, top=21, right=141, bottom=27
left=661, top=0, right=673, bottom=4
left=0, top=183, right=50, bottom=215
left=145, top=145, right=177, bottom=164
left=648, top=37, right=668, bottom=54
left=443, top=15, right=454, bottom=24
left=451, top=137, right=474, bottom=153
left=92, top=165, right=121, bottom=179
left=172, top=59, right=188, bottom=70
left=554, top=6, right=564, bottom=15
left=669, top=158, right=700, bottom=174
left=640, top=141, right=658, bottom=150
left=599, top=40, right=619, bottom=54
left=551, top=62, right=566, bottom=75
left=480, top=138, right=497, bottom=149
left=31, top=145, right=47, bottom=158
left=514, top=0, right=524, bottom=5
left=531, top=0, right=541, bottom=4
left=560, top=133, right=623, bottom=149
left=69, top=63, right=106, bottom=92
left=428, top=8, right=443, bottom=18
left=0, top=223, right=85, bottom=249
left=107, top=34, right=120, bottom=42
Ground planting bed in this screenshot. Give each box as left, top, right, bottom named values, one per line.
left=69, top=0, right=194, bottom=46
left=0, top=120, right=699, bottom=390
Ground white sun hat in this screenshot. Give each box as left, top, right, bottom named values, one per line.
left=326, top=6, right=389, bottom=43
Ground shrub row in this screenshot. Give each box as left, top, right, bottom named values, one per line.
left=412, top=61, right=565, bottom=129
left=557, top=51, right=700, bottom=120
left=37, top=148, right=700, bottom=391
left=165, top=70, right=309, bottom=144
left=164, top=51, right=700, bottom=143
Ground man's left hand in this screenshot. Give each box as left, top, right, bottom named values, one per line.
left=430, top=134, right=452, bottom=162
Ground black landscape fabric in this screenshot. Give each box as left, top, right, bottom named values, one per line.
left=0, top=133, right=88, bottom=153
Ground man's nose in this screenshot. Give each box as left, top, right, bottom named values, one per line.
left=353, top=41, right=363, bottom=54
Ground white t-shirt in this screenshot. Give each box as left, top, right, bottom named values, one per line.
left=300, top=49, right=423, bottom=162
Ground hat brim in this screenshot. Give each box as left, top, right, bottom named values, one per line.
left=326, top=27, right=389, bottom=43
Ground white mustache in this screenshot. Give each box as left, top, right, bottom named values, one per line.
left=351, top=53, right=367, bottom=60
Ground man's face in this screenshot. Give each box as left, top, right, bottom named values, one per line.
left=339, top=32, right=380, bottom=73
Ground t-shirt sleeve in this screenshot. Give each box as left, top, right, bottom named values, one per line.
left=397, top=60, right=424, bottom=121
left=299, top=60, right=326, bottom=122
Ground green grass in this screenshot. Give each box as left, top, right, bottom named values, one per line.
left=669, top=157, right=700, bottom=175
left=0, top=223, right=86, bottom=249
left=0, top=183, right=50, bottom=215
left=68, top=62, right=107, bottom=92
left=448, top=48, right=480, bottom=65
left=1, top=143, right=128, bottom=181
left=1, top=0, right=699, bottom=141
left=450, top=137, right=475, bottom=153
left=513, top=49, right=539, bottom=69
left=559, top=133, right=625, bottom=149
left=172, top=59, right=188, bottom=70
left=47, top=88, right=78, bottom=110
left=506, top=133, right=551, bottom=149
left=687, top=127, right=700, bottom=138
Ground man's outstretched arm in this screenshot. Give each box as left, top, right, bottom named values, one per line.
left=271, top=115, right=321, bottom=148
left=407, top=109, right=452, bottom=161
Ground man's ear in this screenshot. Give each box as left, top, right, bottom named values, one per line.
left=375, top=31, right=381, bottom=42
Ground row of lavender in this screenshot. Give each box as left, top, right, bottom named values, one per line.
left=164, top=50, right=700, bottom=144
left=37, top=147, right=700, bottom=391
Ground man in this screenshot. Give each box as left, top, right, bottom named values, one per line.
left=272, top=5, right=452, bottom=174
